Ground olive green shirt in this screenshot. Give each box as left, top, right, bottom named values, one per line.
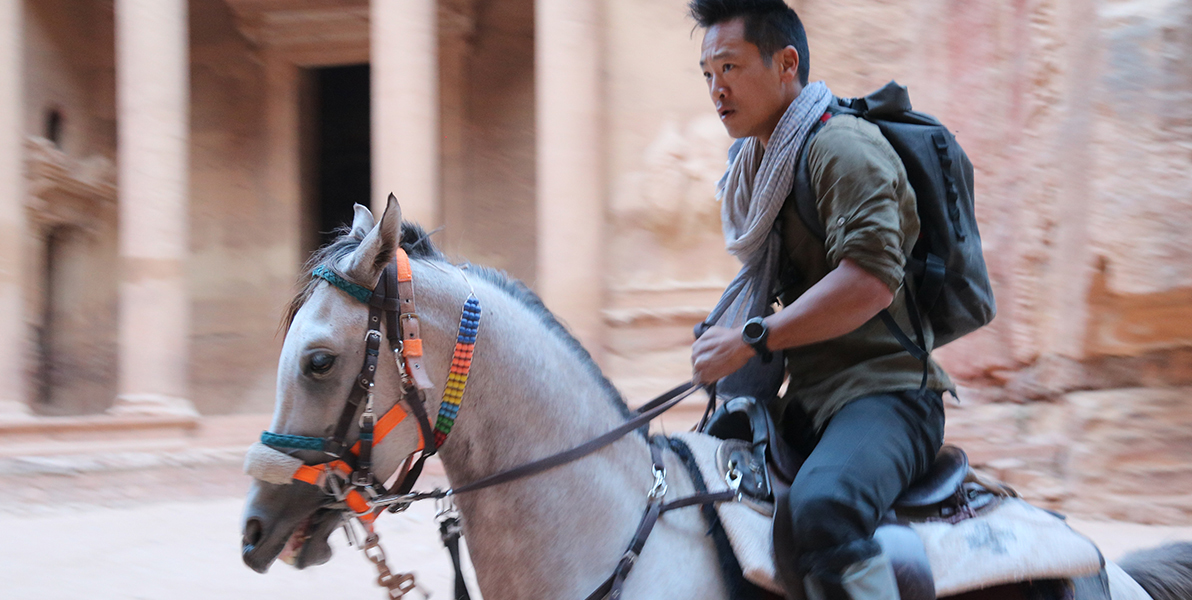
left=773, top=114, right=953, bottom=432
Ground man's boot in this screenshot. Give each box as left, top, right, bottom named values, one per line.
left=803, top=553, right=901, bottom=600
left=772, top=486, right=901, bottom=600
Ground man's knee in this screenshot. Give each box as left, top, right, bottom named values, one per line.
left=788, top=489, right=872, bottom=552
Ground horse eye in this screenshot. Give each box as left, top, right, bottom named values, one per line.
left=309, top=352, right=336, bottom=375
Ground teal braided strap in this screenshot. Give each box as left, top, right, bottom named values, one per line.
left=312, top=265, right=373, bottom=305
left=261, top=431, right=326, bottom=452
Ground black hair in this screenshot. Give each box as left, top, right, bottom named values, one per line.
left=689, top=0, right=810, bottom=86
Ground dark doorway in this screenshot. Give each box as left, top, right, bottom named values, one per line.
left=37, top=224, right=117, bottom=415
left=310, top=64, right=371, bottom=250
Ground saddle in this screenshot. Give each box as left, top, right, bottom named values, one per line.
left=702, top=396, right=993, bottom=519
left=699, top=397, right=1103, bottom=599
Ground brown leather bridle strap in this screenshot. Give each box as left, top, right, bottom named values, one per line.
left=393, top=249, right=434, bottom=390
left=581, top=441, right=737, bottom=600
left=378, top=259, right=438, bottom=460
left=604, top=441, right=667, bottom=599
left=583, top=494, right=740, bottom=600
left=324, top=274, right=389, bottom=458
left=391, top=389, right=438, bottom=495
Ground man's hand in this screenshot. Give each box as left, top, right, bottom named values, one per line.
left=691, top=325, right=756, bottom=384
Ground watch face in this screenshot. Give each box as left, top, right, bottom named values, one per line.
left=743, top=321, right=765, bottom=340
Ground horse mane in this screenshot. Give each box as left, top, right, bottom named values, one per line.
left=283, top=222, right=632, bottom=419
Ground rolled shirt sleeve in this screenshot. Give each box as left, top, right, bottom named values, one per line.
left=806, top=117, right=918, bottom=294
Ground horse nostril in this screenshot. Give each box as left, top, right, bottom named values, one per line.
left=243, top=518, right=263, bottom=549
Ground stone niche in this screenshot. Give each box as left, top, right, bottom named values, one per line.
left=24, top=137, right=119, bottom=416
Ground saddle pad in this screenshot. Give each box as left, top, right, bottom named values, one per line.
left=1105, top=562, right=1151, bottom=600
left=671, top=432, right=1105, bottom=597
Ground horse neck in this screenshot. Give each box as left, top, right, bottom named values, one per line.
left=410, top=262, right=660, bottom=599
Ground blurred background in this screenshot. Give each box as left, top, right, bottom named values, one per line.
left=1, top=0, right=1190, bottom=597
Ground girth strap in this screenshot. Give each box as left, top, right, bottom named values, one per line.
left=583, top=440, right=738, bottom=600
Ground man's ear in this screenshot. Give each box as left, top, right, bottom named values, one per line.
left=342, top=193, right=403, bottom=286
left=777, top=46, right=800, bottom=83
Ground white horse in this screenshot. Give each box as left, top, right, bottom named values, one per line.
left=242, top=196, right=1191, bottom=600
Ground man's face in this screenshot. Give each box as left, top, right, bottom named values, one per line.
left=700, top=18, right=798, bottom=143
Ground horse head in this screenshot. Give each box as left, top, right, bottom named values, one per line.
left=237, top=194, right=691, bottom=599
left=241, top=195, right=435, bottom=572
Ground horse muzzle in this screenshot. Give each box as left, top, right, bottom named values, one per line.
left=242, top=479, right=339, bottom=573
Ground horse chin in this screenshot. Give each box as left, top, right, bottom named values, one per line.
left=242, top=481, right=335, bottom=574
left=289, top=508, right=341, bottom=569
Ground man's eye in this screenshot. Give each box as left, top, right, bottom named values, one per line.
left=309, top=352, right=336, bottom=375
left=723, top=64, right=734, bottom=72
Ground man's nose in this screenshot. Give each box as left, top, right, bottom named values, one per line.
left=710, top=76, right=727, bottom=99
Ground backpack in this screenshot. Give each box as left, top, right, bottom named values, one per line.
left=791, top=81, right=995, bottom=363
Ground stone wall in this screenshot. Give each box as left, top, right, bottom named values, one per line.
left=602, top=0, right=1192, bottom=394
left=21, top=0, right=118, bottom=415
left=603, top=0, right=741, bottom=399
left=601, top=0, right=1192, bottom=522
left=12, top=0, right=1191, bottom=520
left=948, top=387, right=1192, bottom=524
left=438, top=0, right=537, bottom=282
left=20, top=0, right=289, bottom=415
left=792, top=0, right=1192, bottom=394
left=186, top=0, right=289, bottom=414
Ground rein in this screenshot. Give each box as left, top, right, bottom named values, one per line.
left=254, top=250, right=734, bottom=600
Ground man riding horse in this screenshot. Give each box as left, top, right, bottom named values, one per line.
left=689, top=2, right=952, bottom=598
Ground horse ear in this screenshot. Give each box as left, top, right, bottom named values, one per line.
left=349, top=204, right=375, bottom=239
left=380, top=193, right=403, bottom=246
left=343, top=194, right=403, bottom=285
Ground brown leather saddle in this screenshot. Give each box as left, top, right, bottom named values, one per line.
left=704, top=396, right=1034, bottom=600
left=703, top=396, right=981, bottom=514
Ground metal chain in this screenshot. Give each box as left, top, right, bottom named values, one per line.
left=363, top=532, right=425, bottom=599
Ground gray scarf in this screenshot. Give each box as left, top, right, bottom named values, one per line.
left=703, top=81, right=833, bottom=332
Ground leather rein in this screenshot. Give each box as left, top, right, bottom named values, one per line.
left=260, top=250, right=734, bottom=600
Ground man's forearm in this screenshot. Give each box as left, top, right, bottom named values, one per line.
left=763, top=258, right=894, bottom=351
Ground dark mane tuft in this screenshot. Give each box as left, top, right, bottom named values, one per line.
left=399, top=222, right=444, bottom=261
left=282, top=223, right=630, bottom=418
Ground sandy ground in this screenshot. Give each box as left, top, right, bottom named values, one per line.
left=2, top=490, right=1191, bottom=600
left=0, top=492, right=476, bottom=600
left=0, top=413, right=1188, bottom=600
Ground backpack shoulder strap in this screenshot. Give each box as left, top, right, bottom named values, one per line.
left=792, top=101, right=935, bottom=391
left=791, top=106, right=847, bottom=240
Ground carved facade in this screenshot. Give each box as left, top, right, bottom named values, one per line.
left=1, top=0, right=1189, bottom=521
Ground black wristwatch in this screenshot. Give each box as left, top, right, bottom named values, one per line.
left=741, top=317, right=773, bottom=363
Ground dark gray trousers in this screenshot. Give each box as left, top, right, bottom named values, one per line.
left=774, top=390, right=946, bottom=581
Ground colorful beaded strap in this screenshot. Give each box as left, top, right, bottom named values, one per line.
left=435, top=295, right=480, bottom=448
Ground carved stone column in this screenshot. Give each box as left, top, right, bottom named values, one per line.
left=371, top=0, right=439, bottom=226
left=0, top=0, right=29, bottom=419
left=110, top=0, right=196, bottom=417
left=536, top=0, right=605, bottom=354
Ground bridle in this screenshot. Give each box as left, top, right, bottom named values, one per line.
left=254, top=248, right=734, bottom=600
left=258, top=249, right=478, bottom=528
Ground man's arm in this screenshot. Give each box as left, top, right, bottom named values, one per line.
left=691, top=257, right=892, bottom=384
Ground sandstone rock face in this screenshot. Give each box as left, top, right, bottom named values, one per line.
left=603, top=0, right=1192, bottom=521
left=946, top=387, right=1192, bottom=524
